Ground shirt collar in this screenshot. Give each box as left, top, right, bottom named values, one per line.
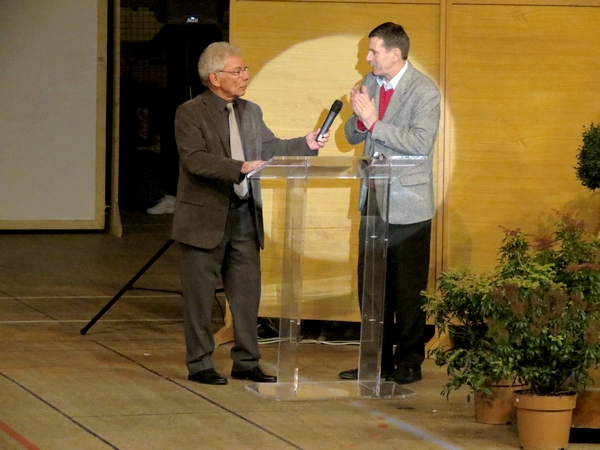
left=376, top=61, right=408, bottom=91
left=205, top=90, right=234, bottom=113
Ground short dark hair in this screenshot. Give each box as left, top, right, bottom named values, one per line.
left=369, top=22, right=410, bottom=60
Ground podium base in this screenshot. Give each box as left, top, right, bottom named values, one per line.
left=245, top=380, right=416, bottom=401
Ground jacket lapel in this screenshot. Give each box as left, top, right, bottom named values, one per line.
left=382, top=61, right=413, bottom=121
left=199, top=92, right=231, bottom=157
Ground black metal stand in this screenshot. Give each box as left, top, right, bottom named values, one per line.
left=80, top=239, right=175, bottom=335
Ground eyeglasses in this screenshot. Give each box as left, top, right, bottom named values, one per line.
left=217, top=66, right=249, bottom=76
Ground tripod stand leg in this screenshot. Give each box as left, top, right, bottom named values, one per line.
left=80, top=239, right=175, bottom=335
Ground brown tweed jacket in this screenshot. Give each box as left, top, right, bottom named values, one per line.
left=171, top=90, right=317, bottom=249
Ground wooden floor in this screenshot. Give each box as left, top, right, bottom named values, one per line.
left=1, top=211, right=599, bottom=450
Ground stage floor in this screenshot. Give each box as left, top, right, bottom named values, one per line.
left=0, top=210, right=598, bottom=449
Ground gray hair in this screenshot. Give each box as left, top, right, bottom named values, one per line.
left=198, top=42, right=242, bottom=87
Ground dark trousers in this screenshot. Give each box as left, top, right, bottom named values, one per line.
left=358, top=218, right=432, bottom=371
left=179, top=202, right=262, bottom=375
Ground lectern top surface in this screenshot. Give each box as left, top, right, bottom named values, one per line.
left=248, top=155, right=427, bottom=180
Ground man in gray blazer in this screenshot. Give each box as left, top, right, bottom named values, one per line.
left=340, top=23, right=441, bottom=384
left=172, top=42, right=329, bottom=385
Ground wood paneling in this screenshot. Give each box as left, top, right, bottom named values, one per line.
left=447, top=4, right=600, bottom=271
left=232, top=1, right=441, bottom=319
left=231, top=0, right=600, bottom=318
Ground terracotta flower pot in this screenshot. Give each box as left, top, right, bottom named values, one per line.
left=474, top=379, right=524, bottom=424
left=514, top=390, right=577, bottom=450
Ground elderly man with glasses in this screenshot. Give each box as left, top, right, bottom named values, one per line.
left=172, top=41, right=330, bottom=385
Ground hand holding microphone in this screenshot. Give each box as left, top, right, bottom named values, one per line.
left=316, top=100, right=343, bottom=142
left=306, top=99, right=342, bottom=149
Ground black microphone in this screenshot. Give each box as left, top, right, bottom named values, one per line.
left=316, top=100, right=343, bottom=142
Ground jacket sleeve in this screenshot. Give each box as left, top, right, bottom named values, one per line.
left=344, top=114, right=368, bottom=146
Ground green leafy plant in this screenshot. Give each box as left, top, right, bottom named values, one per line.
left=489, top=284, right=600, bottom=396
left=424, top=269, right=511, bottom=400
left=576, top=122, right=600, bottom=190
left=425, top=212, right=600, bottom=399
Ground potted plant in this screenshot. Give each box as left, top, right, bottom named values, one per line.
left=490, top=282, right=600, bottom=449
left=575, top=122, right=600, bottom=191
left=572, top=121, right=600, bottom=430
left=425, top=213, right=600, bottom=447
left=424, top=269, right=522, bottom=424
left=489, top=281, right=600, bottom=449
left=489, top=219, right=600, bottom=449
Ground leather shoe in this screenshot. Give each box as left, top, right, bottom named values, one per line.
left=231, top=366, right=277, bottom=383
left=338, top=368, right=392, bottom=380
left=388, top=367, right=422, bottom=385
left=338, top=368, right=358, bottom=380
left=188, top=368, right=228, bottom=385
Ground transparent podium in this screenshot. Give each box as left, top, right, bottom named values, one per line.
left=246, top=155, right=426, bottom=400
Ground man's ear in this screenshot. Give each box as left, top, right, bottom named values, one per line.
left=394, top=48, right=403, bottom=62
left=209, top=72, right=221, bottom=88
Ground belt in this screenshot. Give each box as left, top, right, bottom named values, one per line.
left=229, top=197, right=249, bottom=209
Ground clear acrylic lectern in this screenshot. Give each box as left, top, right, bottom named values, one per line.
left=246, top=155, right=426, bottom=400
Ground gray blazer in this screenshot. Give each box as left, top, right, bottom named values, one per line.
left=344, top=61, right=441, bottom=224
left=171, top=90, right=317, bottom=250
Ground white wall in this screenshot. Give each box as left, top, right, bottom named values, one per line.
left=0, top=0, right=106, bottom=229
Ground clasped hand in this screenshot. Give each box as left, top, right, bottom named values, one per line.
left=350, top=85, right=377, bottom=130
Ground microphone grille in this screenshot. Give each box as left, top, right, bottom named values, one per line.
left=331, top=99, right=343, bottom=112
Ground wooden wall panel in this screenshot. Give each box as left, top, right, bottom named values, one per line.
left=232, top=0, right=600, bottom=320
left=447, top=5, right=600, bottom=272
left=233, top=1, right=441, bottom=142
left=232, top=1, right=441, bottom=318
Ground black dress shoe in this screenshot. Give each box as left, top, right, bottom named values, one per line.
left=388, top=367, right=422, bottom=385
left=188, top=368, right=228, bottom=385
left=338, top=368, right=392, bottom=380
left=338, top=368, right=358, bottom=380
left=231, top=366, right=277, bottom=383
